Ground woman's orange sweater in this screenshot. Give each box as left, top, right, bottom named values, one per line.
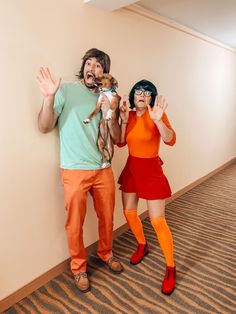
left=118, top=110, right=176, bottom=158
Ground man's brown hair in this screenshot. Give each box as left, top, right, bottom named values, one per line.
left=77, top=48, right=111, bottom=79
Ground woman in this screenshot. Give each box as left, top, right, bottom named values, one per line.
left=118, top=79, right=176, bottom=295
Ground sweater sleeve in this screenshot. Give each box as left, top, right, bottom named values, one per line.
left=162, top=113, right=176, bottom=146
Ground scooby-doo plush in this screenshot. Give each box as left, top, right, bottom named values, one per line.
left=83, top=73, right=121, bottom=168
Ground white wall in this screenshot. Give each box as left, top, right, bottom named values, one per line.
left=0, top=0, right=235, bottom=300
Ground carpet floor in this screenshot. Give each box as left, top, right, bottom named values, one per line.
left=5, top=162, right=236, bottom=314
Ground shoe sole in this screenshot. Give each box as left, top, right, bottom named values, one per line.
left=108, top=266, right=124, bottom=274
left=130, top=250, right=149, bottom=265
left=161, top=288, right=175, bottom=295
left=77, top=285, right=91, bottom=293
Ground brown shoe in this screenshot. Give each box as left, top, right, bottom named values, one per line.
left=74, top=272, right=90, bottom=292
left=106, top=256, right=124, bottom=274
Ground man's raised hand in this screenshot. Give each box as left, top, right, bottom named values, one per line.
left=37, top=67, right=61, bottom=97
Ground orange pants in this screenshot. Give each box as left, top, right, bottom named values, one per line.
left=61, top=167, right=115, bottom=275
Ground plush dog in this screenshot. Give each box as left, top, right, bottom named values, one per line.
left=83, top=73, right=121, bottom=168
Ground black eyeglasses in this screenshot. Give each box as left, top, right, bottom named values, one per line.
left=134, top=89, right=152, bottom=97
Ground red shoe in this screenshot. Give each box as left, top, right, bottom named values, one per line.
left=162, top=266, right=176, bottom=295
left=130, top=242, right=149, bottom=265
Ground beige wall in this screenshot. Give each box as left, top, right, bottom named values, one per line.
left=0, top=0, right=235, bottom=300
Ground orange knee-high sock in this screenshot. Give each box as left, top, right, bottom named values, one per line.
left=150, top=216, right=174, bottom=267
left=124, top=209, right=146, bottom=244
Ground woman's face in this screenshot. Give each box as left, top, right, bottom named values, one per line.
left=134, top=89, right=152, bottom=110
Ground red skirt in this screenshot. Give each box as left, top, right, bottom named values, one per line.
left=118, top=155, right=171, bottom=200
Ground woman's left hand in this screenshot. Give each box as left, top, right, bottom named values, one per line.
left=119, top=100, right=129, bottom=123
left=147, top=96, right=168, bottom=122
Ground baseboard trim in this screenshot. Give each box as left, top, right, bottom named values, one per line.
left=1, top=157, right=235, bottom=312
left=167, top=157, right=236, bottom=204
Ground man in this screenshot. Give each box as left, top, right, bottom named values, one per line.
left=37, top=48, right=123, bottom=293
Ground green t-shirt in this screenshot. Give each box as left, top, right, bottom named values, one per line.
left=54, top=82, right=107, bottom=170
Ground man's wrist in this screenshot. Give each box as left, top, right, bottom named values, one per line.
left=44, top=95, right=55, bottom=103
left=43, top=95, right=55, bottom=109
left=44, top=94, right=55, bottom=100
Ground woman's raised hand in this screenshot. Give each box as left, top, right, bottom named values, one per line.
left=119, top=99, right=129, bottom=123
left=37, top=67, right=61, bottom=97
left=147, top=96, right=168, bottom=122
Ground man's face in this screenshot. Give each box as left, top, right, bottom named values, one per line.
left=83, top=57, right=104, bottom=87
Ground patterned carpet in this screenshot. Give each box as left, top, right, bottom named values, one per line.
left=5, top=162, right=236, bottom=314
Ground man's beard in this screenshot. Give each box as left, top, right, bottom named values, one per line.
left=84, top=82, right=98, bottom=89
left=83, top=73, right=98, bottom=89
